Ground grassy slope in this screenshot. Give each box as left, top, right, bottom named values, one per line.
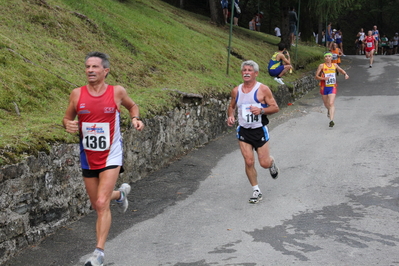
left=0, top=0, right=324, bottom=165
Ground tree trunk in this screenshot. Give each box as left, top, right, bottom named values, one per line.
left=317, top=21, right=323, bottom=45
left=280, top=3, right=290, bottom=50
left=241, top=0, right=250, bottom=14
left=209, top=0, right=225, bottom=25
left=299, top=5, right=314, bottom=42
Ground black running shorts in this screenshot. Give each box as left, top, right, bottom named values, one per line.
left=236, top=126, right=269, bottom=149
left=82, top=165, right=124, bottom=178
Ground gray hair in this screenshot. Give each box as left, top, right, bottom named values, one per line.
left=85, top=51, right=110, bottom=69
left=241, top=60, right=259, bottom=72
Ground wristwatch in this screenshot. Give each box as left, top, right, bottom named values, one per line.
left=260, top=108, right=265, bottom=115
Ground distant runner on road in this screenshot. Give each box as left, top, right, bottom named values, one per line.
left=364, top=30, right=377, bottom=68
left=227, top=60, right=280, bottom=204
left=315, top=52, right=349, bottom=128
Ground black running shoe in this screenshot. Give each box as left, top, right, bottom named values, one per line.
left=269, top=156, right=279, bottom=179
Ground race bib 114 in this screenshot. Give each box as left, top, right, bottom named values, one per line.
left=241, top=103, right=261, bottom=124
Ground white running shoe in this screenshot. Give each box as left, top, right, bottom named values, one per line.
left=274, top=77, right=285, bottom=85
left=85, top=249, right=104, bottom=266
left=249, top=190, right=263, bottom=204
left=116, top=183, right=131, bottom=213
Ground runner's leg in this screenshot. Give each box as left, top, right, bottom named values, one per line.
left=84, top=167, right=121, bottom=250
left=238, top=141, right=258, bottom=186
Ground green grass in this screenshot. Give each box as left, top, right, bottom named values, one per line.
left=0, top=0, right=325, bottom=165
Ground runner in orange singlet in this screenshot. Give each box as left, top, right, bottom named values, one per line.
left=315, top=52, right=349, bottom=128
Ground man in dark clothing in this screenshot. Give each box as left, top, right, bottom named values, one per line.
left=289, top=7, right=298, bottom=46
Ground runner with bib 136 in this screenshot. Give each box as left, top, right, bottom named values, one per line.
left=63, top=51, right=144, bottom=266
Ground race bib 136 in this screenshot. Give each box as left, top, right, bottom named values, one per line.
left=82, top=122, right=110, bottom=151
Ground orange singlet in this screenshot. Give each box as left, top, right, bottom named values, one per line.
left=319, top=63, right=337, bottom=95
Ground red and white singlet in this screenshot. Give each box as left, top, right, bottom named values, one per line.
left=364, top=36, right=375, bottom=52
left=77, top=85, right=123, bottom=170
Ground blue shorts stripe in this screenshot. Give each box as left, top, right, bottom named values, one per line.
left=262, top=125, right=270, bottom=142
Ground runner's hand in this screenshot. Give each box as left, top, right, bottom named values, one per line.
left=249, top=105, right=261, bottom=115
left=227, top=116, right=235, bottom=127
left=132, top=119, right=144, bottom=131
left=65, top=120, right=79, bottom=134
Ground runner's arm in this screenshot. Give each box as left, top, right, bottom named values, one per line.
left=116, top=85, right=144, bottom=131
left=256, top=84, right=279, bottom=115
left=315, top=64, right=326, bottom=81
left=277, top=53, right=291, bottom=65
left=63, top=88, right=79, bottom=134
left=334, top=64, right=349, bottom=79
left=227, top=87, right=238, bottom=126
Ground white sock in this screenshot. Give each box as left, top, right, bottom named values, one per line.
left=252, top=185, right=260, bottom=192
left=95, top=247, right=104, bottom=256
left=116, top=191, right=125, bottom=202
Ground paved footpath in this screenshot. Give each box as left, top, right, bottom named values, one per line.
left=5, top=55, right=399, bottom=266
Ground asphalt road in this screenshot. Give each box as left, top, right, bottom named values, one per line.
left=5, top=55, right=399, bottom=266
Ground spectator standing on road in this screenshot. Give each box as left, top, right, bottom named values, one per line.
left=268, top=43, right=292, bottom=85
left=387, top=38, right=394, bottom=55
left=393, top=32, right=399, bottom=54
left=364, top=30, right=377, bottom=68
left=315, top=52, right=349, bottom=128
left=326, top=22, right=334, bottom=49
left=354, top=37, right=361, bottom=55
left=357, top=28, right=365, bottom=55
left=227, top=60, right=280, bottom=204
left=380, top=34, right=389, bottom=55
left=221, top=0, right=229, bottom=24
left=372, top=25, right=380, bottom=54
left=330, top=29, right=337, bottom=49
left=334, top=29, right=345, bottom=55
left=63, top=51, right=145, bottom=266
left=275, top=25, right=281, bottom=37
left=289, top=7, right=298, bottom=46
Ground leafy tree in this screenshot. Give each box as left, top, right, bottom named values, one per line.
left=162, top=0, right=399, bottom=53
left=305, top=0, right=356, bottom=45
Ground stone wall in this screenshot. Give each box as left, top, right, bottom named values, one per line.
left=120, top=95, right=232, bottom=184
left=0, top=145, right=89, bottom=264
left=0, top=74, right=318, bottom=264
